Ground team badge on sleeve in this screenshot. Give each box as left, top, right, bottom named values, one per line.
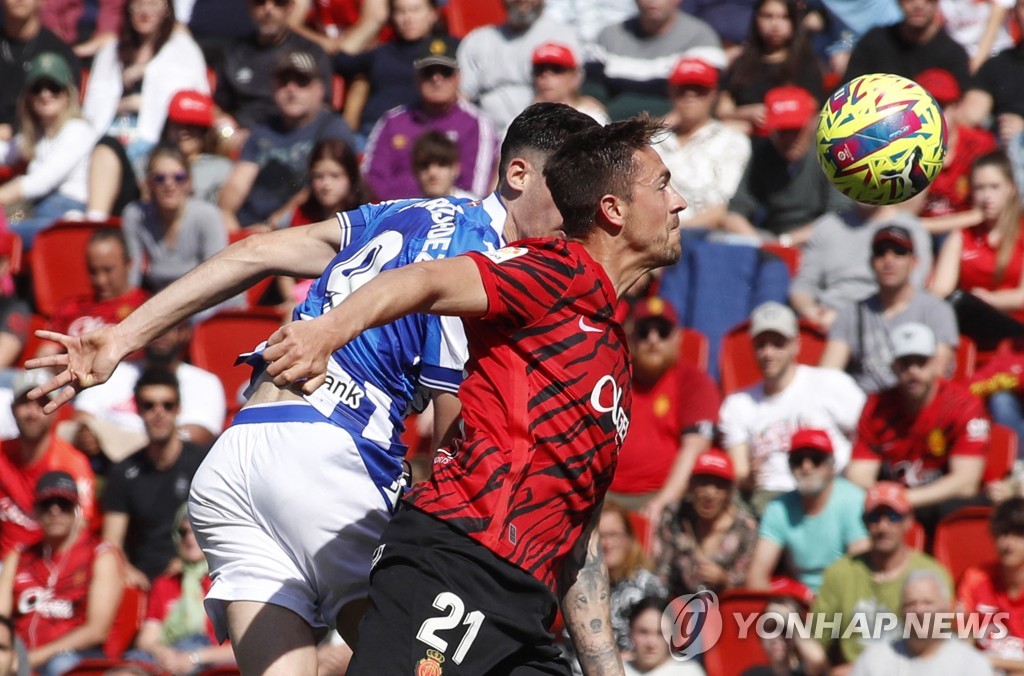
left=481, top=247, right=528, bottom=264
left=415, top=649, right=445, bottom=676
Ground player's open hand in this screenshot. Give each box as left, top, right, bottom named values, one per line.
left=263, top=317, right=344, bottom=394
left=23, top=326, right=124, bottom=412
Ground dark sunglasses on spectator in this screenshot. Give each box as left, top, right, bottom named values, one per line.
left=37, top=498, right=76, bottom=513
left=419, top=65, right=456, bottom=80
left=250, top=0, right=289, bottom=6
left=864, top=507, right=906, bottom=525
left=29, top=80, right=65, bottom=96
left=871, top=243, right=911, bottom=258
left=139, top=400, right=177, bottom=412
left=150, top=172, right=187, bottom=186
left=634, top=319, right=673, bottom=340
left=275, top=72, right=315, bottom=88
left=532, top=64, right=572, bottom=77
left=788, top=450, right=829, bottom=468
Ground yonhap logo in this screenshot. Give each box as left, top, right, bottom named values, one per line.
left=661, top=590, right=723, bottom=661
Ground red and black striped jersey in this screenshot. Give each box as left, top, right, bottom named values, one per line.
left=406, top=238, right=631, bottom=592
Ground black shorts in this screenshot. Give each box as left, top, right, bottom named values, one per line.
left=348, top=505, right=572, bottom=675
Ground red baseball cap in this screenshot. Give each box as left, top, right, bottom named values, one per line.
left=764, top=86, right=817, bottom=132
left=691, top=451, right=735, bottom=482
left=631, top=297, right=679, bottom=325
left=668, top=57, right=718, bottom=89
left=915, top=68, right=960, bottom=107
left=864, top=481, right=912, bottom=515
left=789, top=428, right=834, bottom=455
left=168, top=90, right=214, bottom=128
left=532, top=42, right=578, bottom=70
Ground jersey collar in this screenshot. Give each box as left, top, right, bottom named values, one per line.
left=482, top=192, right=509, bottom=245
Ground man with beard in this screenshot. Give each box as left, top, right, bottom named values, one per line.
left=846, top=322, right=989, bottom=536
left=747, top=428, right=870, bottom=594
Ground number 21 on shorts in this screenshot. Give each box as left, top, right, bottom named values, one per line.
left=416, top=591, right=486, bottom=665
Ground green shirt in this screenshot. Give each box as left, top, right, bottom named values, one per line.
left=812, top=550, right=952, bottom=664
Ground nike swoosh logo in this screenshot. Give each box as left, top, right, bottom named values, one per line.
left=579, top=316, right=602, bottom=333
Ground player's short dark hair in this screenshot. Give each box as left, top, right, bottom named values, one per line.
left=412, top=131, right=459, bottom=170
left=498, top=102, right=599, bottom=178
left=133, top=367, right=180, bottom=404
left=992, top=497, right=1024, bottom=536
left=545, top=114, right=666, bottom=239
left=87, top=227, right=129, bottom=261
left=628, top=596, right=667, bottom=628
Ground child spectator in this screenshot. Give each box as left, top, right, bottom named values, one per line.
left=412, top=131, right=475, bottom=199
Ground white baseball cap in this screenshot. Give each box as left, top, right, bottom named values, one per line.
left=749, top=301, right=798, bottom=339
left=890, top=322, right=936, bottom=361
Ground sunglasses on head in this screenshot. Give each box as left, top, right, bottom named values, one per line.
left=275, top=72, right=314, bottom=88
left=37, top=497, right=76, bottom=513
left=871, top=242, right=911, bottom=258
left=634, top=319, right=673, bottom=340
left=864, top=507, right=906, bottom=525
left=419, top=65, right=456, bottom=80
left=788, top=450, right=829, bottom=469
left=139, top=399, right=177, bottom=412
left=149, top=172, right=187, bottom=186
left=29, top=80, right=65, bottom=96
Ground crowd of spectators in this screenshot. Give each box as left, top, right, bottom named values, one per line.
left=2, top=0, right=1024, bottom=674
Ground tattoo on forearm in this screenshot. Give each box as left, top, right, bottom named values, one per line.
left=561, top=529, right=623, bottom=676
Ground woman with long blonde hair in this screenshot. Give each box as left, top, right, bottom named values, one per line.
left=931, top=150, right=1024, bottom=322
left=0, top=52, right=95, bottom=246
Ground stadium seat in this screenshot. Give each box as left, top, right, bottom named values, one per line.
left=626, top=510, right=654, bottom=557
left=103, top=585, right=147, bottom=658
left=17, top=313, right=49, bottom=366
left=331, top=73, right=347, bottom=111
left=702, top=589, right=807, bottom=676
left=29, top=219, right=120, bottom=317
left=983, top=423, right=1017, bottom=484
left=443, top=0, right=506, bottom=38
left=679, top=327, right=709, bottom=372
left=7, top=232, right=22, bottom=275
left=932, top=506, right=996, bottom=584
left=718, top=319, right=827, bottom=395
left=189, top=308, right=284, bottom=418
left=952, top=335, right=976, bottom=382
left=905, top=519, right=926, bottom=551
left=761, top=242, right=802, bottom=277
left=226, top=230, right=276, bottom=308
left=63, top=658, right=164, bottom=675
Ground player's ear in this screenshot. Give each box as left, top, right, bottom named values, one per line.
left=597, top=193, right=626, bottom=230
left=503, top=157, right=530, bottom=194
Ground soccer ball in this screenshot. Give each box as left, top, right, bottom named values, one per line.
left=816, top=73, right=947, bottom=205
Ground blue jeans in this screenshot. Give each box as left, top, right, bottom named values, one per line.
left=988, top=391, right=1024, bottom=461
left=36, top=647, right=105, bottom=676
left=1007, top=131, right=1024, bottom=200
left=9, top=192, right=85, bottom=248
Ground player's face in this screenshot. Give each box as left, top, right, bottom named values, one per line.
left=996, top=530, right=1024, bottom=569
left=756, top=0, right=792, bottom=51
left=625, top=147, right=685, bottom=268
left=87, top=239, right=131, bottom=300
left=630, top=608, right=671, bottom=671
left=900, top=0, right=938, bottom=31
left=137, top=384, right=180, bottom=444
left=752, top=331, right=797, bottom=381
left=391, top=0, right=438, bottom=41
left=628, top=317, right=680, bottom=383
left=416, top=161, right=459, bottom=198
left=892, top=354, right=936, bottom=403
left=870, top=243, right=915, bottom=291
left=310, top=158, right=352, bottom=212
left=972, top=165, right=1017, bottom=223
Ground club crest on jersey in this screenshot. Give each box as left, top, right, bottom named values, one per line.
left=590, top=375, right=629, bottom=445
left=481, top=247, right=528, bottom=264
left=415, top=649, right=445, bottom=676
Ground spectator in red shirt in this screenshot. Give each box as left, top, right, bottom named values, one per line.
left=847, top=322, right=989, bottom=535
left=0, top=471, right=121, bottom=676
left=607, top=297, right=720, bottom=524
left=0, top=370, right=95, bottom=557
left=957, top=496, right=1024, bottom=673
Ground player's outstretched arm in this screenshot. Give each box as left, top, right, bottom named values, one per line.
left=26, top=220, right=345, bottom=408
left=262, top=255, right=488, bottom=393
left=558, top=507, right=624, bottom=676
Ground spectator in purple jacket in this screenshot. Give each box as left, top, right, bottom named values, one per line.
left=361, top=36, right=499, bottom=201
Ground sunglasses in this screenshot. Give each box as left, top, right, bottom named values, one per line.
left=139, top=400, right=177, bottom=412
left=864, top=507, right=906, bottom=525
left=634, top=319, right=673, bottom=340
left=37, top=497, right=76, bottom=513
left=29, top=80, right=65, bottom=96
left=788, top=450, right=830, bottom=469
left=532, top=64, right=572, bottom=76
left=871, top=243, right=911, bottom=258
left=419, top=65, right=456, bottom=80
left=275, top=72, right=315, bottom=88
left=250, top=0, right=289, bottom=6
left=149, top=172, right=187, bottom=186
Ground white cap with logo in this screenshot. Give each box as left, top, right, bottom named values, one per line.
left=890, top=322, right=937, bottom=361
left=749, top=301, right=798, bottom=339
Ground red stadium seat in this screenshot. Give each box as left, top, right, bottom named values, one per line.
left=952, top=335, right=977, bottom=382
left=761, top=242, right=802, bottom=277
left=331, top=73, right=348, bottom=111
left=29, top=219, right=121, bottom=317
left=189, top=308, right=285, bottom=418
left=905, top=519, right=926, bottom=551
left=679, top=327, right=709, bottom=372
left=17, top=313, right=49, bottom=366
left=932, top=506, right=996, bottom=584
left=626, top=510, right=654, bottom=557
left=718, top=319, right=827, bottom=395
left=702, top=589, right=807, bottom=676
left=983, top=423, right=1017, bottom=484
left=443, top=0, right=507, bottom=38
left=103, top=585, right=147, bottom=658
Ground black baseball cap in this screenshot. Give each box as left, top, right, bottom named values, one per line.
left=872, top=225, right=914, bottom=252
left=35, top=471, right=79, bottom=505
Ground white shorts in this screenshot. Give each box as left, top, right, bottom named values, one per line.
left=188, top=402, right=391, bottom=641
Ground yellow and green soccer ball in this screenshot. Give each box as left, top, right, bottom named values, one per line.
left=816, top=73, right=947, bottom=205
